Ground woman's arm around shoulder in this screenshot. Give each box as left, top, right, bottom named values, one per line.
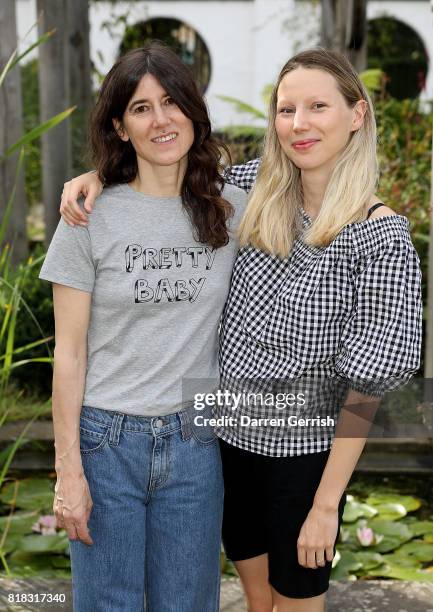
left=61, top=171, right=103, bottom=227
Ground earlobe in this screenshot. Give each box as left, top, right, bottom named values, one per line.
left=112, top=118, right=129, bottom=142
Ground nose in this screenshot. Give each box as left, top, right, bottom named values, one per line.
left=293, top=109, right=310, bottom=132
left=152, top=105, right=171, bottom=128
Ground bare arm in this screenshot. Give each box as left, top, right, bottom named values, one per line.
left=52, top=283, right=93, bottom=545
left=60, top=171, right=103, bottom=226
left=297, top=390, right=379, bottom=569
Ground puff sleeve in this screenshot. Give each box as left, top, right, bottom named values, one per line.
left=335, top=237, right=422, bottom=397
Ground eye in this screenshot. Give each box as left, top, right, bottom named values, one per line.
left=278, top=107, right=295, bottom=114
left=164, top=97, right=176, bottom=106
left=133, top=105, right=148, bottom=114
left=312, top=102, right=327, bottom=110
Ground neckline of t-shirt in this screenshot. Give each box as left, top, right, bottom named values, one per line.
left=118, top=182, right=182, bottom=204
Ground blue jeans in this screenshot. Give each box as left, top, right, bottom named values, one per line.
left=69, top=404, right=223, bottom=612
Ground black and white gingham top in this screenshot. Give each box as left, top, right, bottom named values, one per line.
left=216, top=159, right=423, bottom=457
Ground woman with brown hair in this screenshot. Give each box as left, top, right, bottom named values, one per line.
left=39, top=41, right=246, bottom=612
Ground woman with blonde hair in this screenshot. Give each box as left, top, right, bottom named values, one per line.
left=60, top=47, right=422, bottom=611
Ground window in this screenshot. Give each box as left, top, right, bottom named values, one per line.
left=367, top=17, right=428, bottom=99
left=120, top=17, right=212, bottom=93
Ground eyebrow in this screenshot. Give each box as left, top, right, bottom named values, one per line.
left=128, top=94, right=170, bottom=110
left=277, top=95, right=328, bottom=104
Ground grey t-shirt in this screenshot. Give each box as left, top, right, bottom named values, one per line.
left=39, top=182, right=247, bottom=416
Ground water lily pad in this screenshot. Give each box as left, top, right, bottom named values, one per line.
left=342, top=518, right=414, bottom=551
left=51, top=555, right=71, bottom=569
left=394, top=540, right=433, bottom=562
left=342, top=496, right=378, bottom=523
left=365, top=520, right=414, bottom=553
left=381, top=552, right=421, bottom=568
left=403, top=520, right=433, bottom=538
left=371, top=502, right=407, bottom=521
left=16, top=533, right=69, bottom=554
left=0, top=478, right=54, bottom=511
left=366, top=493, right=421, bottom=513
left=6, top=552, right=70, bottom=579
left=0, top=533, right=25, bottom=555
left=369, top=519, right=413, bottom=538
left=367, top=563, right=433, bottom=582
left=0, top=511, right=38, bottom=536
left=351, top=551, right=384, bottom=570
left=331, top=550, right=362, bottom=580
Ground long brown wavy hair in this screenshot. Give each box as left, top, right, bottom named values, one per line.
left=89, top=41, right=233, bottom=248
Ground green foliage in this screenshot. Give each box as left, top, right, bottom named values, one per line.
left=21, top=60, right=41, bottom=206
left=367, top=17, right=428, bottom=100
left=342, top=497, right=378, bottom=523
left=360, top=69, right=385, bottom=94
left=374, top=97, right=431, bottom=299
left=216, top=125, right=265, bottom=167
left=0, top=244, right=54, bottom=398
left=0, top=25, right=77, bottom=579
left=217, top=95, right=266, bottom=121
left=0, top=478, right=70, bottom=578
left=332, top=488, right=433, bottom=582
left=4, top=243, right=54, bottom=397
left=0, top=479, right=54, bottom=511
left=21, top=57, right=91, bottom=205
left=3, top=106, right=75, bottom=163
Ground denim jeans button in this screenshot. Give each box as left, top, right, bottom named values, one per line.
left=155, top=418, right=164, bottom=428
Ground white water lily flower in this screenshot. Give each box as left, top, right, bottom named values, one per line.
left=356, top=520, right=384, bottom=547
left=31, top=514, right=57, bottom=536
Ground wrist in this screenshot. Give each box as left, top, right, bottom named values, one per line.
left=313, top=492, right=341, bottom=512
left=55, top=455, right=83, bottom=477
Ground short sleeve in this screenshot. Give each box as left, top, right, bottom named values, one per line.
left=223, top=158, right=261, bottom=193
left=39, top=217, right=95, bottom=293
left=335, top=239, right=422, bottom=397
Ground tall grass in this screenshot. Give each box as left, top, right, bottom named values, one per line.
left=0, top=26, right=75, bottom=570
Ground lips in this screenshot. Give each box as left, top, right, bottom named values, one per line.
left=292, top=139, right=319, bottom=150
left=152, top=132, right=178, bottom=144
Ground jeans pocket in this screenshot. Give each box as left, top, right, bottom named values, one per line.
left=79, top=414, right=110, bottom=454
left=190, top=405, right=217, bottom=446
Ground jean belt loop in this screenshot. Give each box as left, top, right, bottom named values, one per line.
left=108, top=413, right=124, bottom=446
left=179, top=408, right=193, bottom=441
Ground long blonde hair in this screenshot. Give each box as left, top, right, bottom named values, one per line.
left=238, top=48, right=379, bottom=257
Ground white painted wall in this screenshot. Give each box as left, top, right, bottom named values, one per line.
left=88, top=0, right=296, bottom=128
left=14, top=0, right=433, bottom=128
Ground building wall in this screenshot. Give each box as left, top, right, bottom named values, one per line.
left=15, top=0, right=433, bottom=129
left=368, top=1, right=433, bottom=103
left=88, top=0, right=308, bottom=128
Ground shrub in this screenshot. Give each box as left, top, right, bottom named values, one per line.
left=5, top=244, right=54, bottom=398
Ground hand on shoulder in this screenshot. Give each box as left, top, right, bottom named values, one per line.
left=60, top=171, right=103, bottom=226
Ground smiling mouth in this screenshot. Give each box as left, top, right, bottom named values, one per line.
left=292, top=139, right=319, bottom=150
left=152, top=133, right=178, bottom=144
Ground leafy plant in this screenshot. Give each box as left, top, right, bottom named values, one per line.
left=0, top=477, right=70, bottom=578
left=332, top=489, right=433, bottom=582
left=0, top=24, right=75, bottom=577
